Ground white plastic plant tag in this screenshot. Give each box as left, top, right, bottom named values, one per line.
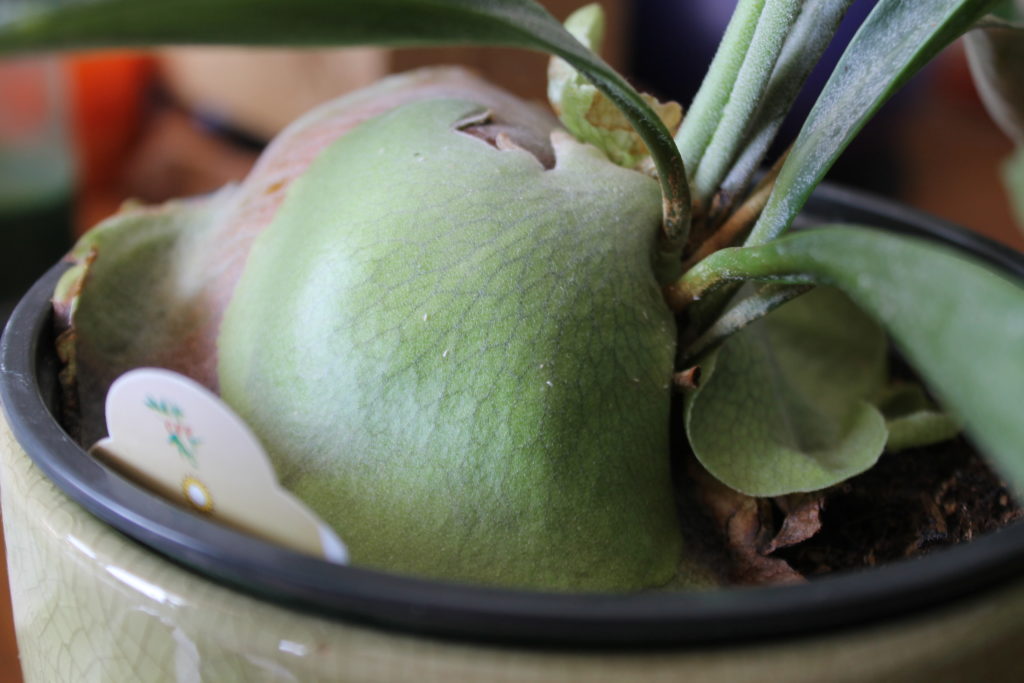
left=91, top=367, right=348, bottom=564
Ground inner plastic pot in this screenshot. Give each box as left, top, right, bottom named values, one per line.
left=2, top=181, right=1024, bottom=650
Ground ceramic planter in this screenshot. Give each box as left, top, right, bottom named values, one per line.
left=2, top=182, right=1024, bottom=682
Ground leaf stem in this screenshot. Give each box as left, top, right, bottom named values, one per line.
left=569, top=59, right=689, bottom=249
left=666, top=243, right=812, bottom=311
left=681, top=283, right=811, bottom=362
left=710, top=0, right=853, bottom=223
left=683, top=150, right=786, bottom=270
left=692, top=0, right=802, bottom=204
left=675, top=0, right=766, bottom=172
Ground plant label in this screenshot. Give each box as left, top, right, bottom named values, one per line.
left=91, top=367, right=348, bottom=564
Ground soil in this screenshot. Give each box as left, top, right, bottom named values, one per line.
left=676, top=434, right=1023, bottom=587
left=775, top=436, right=1023, bottom=576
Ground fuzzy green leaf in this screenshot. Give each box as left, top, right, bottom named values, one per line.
left=965, top=9, right=1024, bottom=144
left=676, top=0, right=766, bottom=171
left=886, top=412, right=962, bottom=452
left=685, top=287, right=888, bottom=497
left=716, top=0, right=853, bottom=211
left=747, top=0, right=1002, bottom=246
left=218, top=98, right=682, bottom=591
left=691, top=0, right=802, bottom=203
left=675, top=226, right=1024, bottom=489
left=54, top=188, right=240, bottom=446
left=1004, top=145, right=1024, bottom=230
left=0, top=0, right=689, bottom=246
left=877, top=383, right=961, bottom=452
left=985, top=0, right=1024, bottom=22
left=970, top=5, right=1024, bottom=233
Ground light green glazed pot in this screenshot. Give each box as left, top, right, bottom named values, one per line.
left=4, top=413, right=1024, bottom=682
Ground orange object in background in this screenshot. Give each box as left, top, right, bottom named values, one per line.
left=65, top=50, right=261, bottom=234
left=64, top=51, right=156, bottom=235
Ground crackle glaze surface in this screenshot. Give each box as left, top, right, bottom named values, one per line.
left=2, top=413, right=1024, bottom=682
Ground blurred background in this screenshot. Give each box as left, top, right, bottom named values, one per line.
left=1, top=1, right=1022, bottom=680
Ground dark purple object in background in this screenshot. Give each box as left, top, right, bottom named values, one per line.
left=628, top=0, right=916, bottom=196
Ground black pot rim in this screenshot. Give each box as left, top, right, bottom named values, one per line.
left=3, top=181, right=1024, bottom=651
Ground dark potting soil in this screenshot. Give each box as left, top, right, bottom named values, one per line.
left=676, top=435, right=1023, bottom=587
left=774, top=436, right=1023, bottom=577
